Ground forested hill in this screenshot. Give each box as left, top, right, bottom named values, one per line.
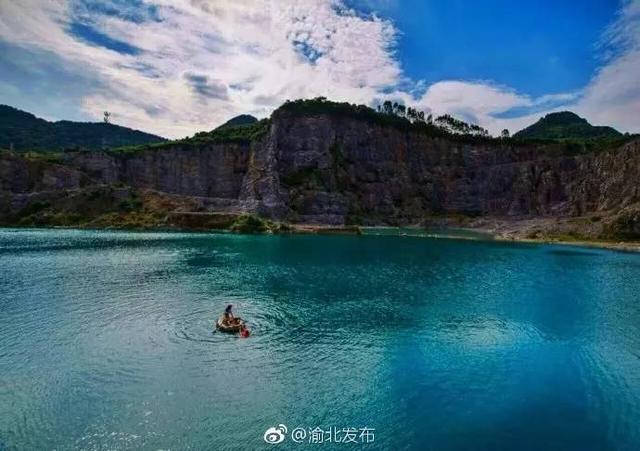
left=215, top=114, right=258, bottom=130
left=0, top=105, right=166, bottom=151
left=514, top=111, right=622, bottom=140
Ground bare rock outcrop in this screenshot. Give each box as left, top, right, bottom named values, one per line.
left=1, top=112, right=639, bottom=237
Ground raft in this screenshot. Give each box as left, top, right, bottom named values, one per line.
left=216, top=316, right=245, bottom=333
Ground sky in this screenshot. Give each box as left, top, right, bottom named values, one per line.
left=0, top=0, right=638, bottom=139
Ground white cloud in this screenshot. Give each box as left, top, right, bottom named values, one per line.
left=420, top=81, right=526, bottom=116
left=402, top=81, right=580, bottom=136
left=0, top=0, right=638, bottom=138
left=573, top=0, right=640, bottom=130
left=0, top=0, right=402, bottom=138
left=427, top=0, right=640, bottom=135
left=416, top=81, right=531, bottom=134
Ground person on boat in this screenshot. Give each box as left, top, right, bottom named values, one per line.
left=223, top=304, right=234, bottom=323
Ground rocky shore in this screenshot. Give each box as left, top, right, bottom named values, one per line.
left=464, top=218, right=640, bottom=253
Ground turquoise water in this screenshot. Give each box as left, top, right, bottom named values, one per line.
left=1, top=229, right=640, bottom=450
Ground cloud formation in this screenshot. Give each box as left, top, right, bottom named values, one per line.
left=573, top=0, right=640, bottom=132
left=0, top=0, right=402, bottom=137
left=0, top=0, right=638, bottom=138
left=183, top=72, right=229, bottom=101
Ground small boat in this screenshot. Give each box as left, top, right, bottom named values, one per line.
left=216, top=316, right=245, bottom=333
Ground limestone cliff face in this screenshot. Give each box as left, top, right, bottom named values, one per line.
left=70, top=143, right=250, bottom=199
left=0, top=152, right=90, bottom=219
left=1, top=113, right=639, bottom=229
left=244, top=112, right=639, bottom=224
left=570, top=141, right=640, bottom=213
left=0, top=152, right=86, bottom=193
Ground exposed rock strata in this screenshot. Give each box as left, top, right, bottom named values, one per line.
left=1, top=112, right=639, bottom=238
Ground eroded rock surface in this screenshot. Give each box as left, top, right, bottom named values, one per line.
left=1, top=112, right=639, bottom=238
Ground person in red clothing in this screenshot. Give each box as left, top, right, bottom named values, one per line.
left=239, top=324, right=250, bottom=338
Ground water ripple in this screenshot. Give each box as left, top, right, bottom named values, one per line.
left=2, top=228, right=640, bottom=449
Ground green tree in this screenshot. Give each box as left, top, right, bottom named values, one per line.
left=382, top=100, right=393, bottom=115
left=406, top=107, right=416, bottom=121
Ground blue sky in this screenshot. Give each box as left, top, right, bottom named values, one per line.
left=356, top=0, right=619, bottom=95
left=0, top=1, right=638, bottom=138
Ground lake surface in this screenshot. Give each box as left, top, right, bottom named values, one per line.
left=1, top=229, right=640, bottom=450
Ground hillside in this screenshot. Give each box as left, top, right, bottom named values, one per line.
left=514, top=111, right=622, bottom=140
left=122, top=100, right=631, bottom=155
left=215, top=114, right=258, bottom=130
left=0, top=105, right=166, bottom=151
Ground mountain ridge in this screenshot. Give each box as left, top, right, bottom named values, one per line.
left=1, top=101, right=632, bottom=154
left=0, top=104, right=166, bottom=151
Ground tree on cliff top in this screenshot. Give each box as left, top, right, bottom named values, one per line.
left=435, top=114, right=489, bottom=137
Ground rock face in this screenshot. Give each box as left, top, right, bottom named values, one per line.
left=0, top=152, right=91, bottom=220
left=1, top=111, right=639, bottom=230
left=0, top=152, right=87, bottom=193
left=70, top=143, right=250, bottom=200
left=234, top=111, right=639, bottom=225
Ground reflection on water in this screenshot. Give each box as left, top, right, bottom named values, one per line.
left=1, top=228, right=640, bottom=450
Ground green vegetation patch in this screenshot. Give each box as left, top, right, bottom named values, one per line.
left=603, top=211, right=640, bottom=240
left=192, top=118, right=270, bottom=144
left=215, top=114, right=258, bottom=130
left=0, top=104, right=166, bottom=152
left=17, top=211, right=88, bottom=227
left=513, top=135, right=638, bottom=156
left=109, top=119, right=271, bottom=155
left=275, top=98, right=518, bottom=145
left=228, top=214, right=291, bottom=234
left=276, top=97, right=432, bottom=131
left=22, top=151, right=65, bottom=164
left=18, top=200, right=50, bottom=217
left=229, top=214, right=270, bottom=233
left=514, top=112, right=622, bottom=140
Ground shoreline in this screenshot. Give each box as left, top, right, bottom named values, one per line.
left=361, top=225, right=640, bottom=253
left=491, top=234, right=640, bottom=253
left=3, top=222, right=640, bottom=253
left=458, top=216, right=640, bottom=253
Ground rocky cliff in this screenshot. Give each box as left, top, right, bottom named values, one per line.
left=1, top=110, right=639, bottom=238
